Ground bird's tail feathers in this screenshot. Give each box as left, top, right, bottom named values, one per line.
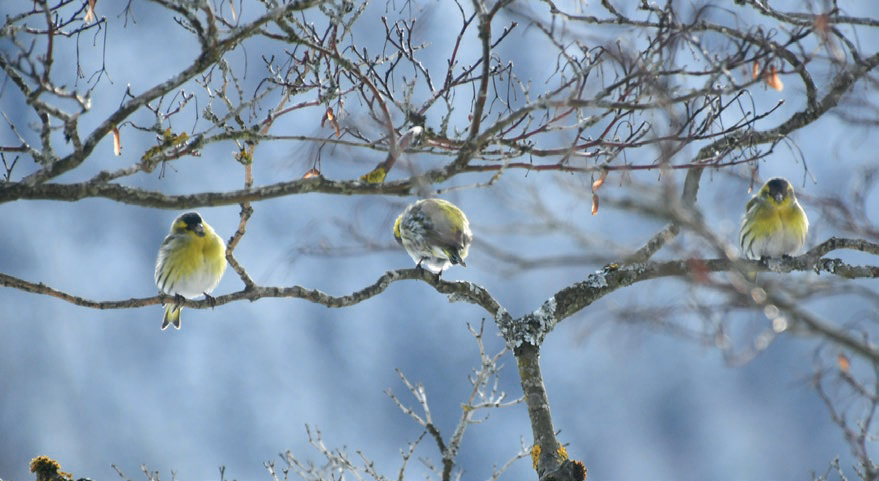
left=447, top=248, right=466, bottom=266
left=162, top=304, right=182, bottom=330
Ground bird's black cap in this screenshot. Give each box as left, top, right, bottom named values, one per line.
left=180, top=212, right=203, bottom=227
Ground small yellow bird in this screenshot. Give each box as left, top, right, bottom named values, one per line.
left=739, top=177, right=809, bottom=259
left=154, top=212, right=227, bottom=330
left=394, top=198, right=472, bottom=275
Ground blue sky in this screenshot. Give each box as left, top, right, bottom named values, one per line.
left=2, top=1, right=878, bottom=481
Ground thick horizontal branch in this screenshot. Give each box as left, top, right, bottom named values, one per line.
left=3, top=49, right=875, bottom=208
left=0, top=175, right=414, bottom=207
left=497, top=237, right=879, bottom=348
left=0, top=159, right=748, bottom=206
left=0, top=267, right=503, bottom=315
left=2, top=237, right=874, bottom=328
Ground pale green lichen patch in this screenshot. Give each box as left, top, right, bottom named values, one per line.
left=498, top=296, right=558, bottom=349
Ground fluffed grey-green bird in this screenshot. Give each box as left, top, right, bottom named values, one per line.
left=393, top=198, right=472, bottom=274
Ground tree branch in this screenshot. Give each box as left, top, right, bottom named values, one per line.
left=3, top=238, right=874, bottom=338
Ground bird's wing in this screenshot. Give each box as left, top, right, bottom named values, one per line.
left=421, top=202, right=468, bottom=250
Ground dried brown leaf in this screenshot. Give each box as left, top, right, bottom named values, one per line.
left=814, top=13, right=843, bottom=62
left=112, top=126, right=122, bottom=156
left=322, top=107, right=341, bottom=137
left=84, top=0, right=97, bottom=24
left=592, top=169, right=608, bottom=193
left=837, top=353, right=851, bottom=373
left=765, top=65, right=784, bottom=91
left=687, top=258, right=710, bottom=284
left=814, top=13, right=829, bottom=37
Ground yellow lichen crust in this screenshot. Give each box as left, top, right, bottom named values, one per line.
left=140, top=128, right=190, bottom=171
left=557, top=445, right=569, bottom=461
left=30, top=456, right=72, bottom=481
left=531, top=444, right=541, bottom=470
left=359, top=166, right=387, bottom=183
left=235, top=148, right=253, bottom=164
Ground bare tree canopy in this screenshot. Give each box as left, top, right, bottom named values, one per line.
left=2, top=1, right=879, bottom=481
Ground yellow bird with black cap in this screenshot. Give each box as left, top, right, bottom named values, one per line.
left=154, top=212, right=227, bottom=330
left=739, top=177, right=809, bottom=260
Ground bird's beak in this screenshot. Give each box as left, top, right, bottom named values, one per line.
left=193, top=223, right=206, bottom=237
left=774, top=193, right=784, bottom=203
